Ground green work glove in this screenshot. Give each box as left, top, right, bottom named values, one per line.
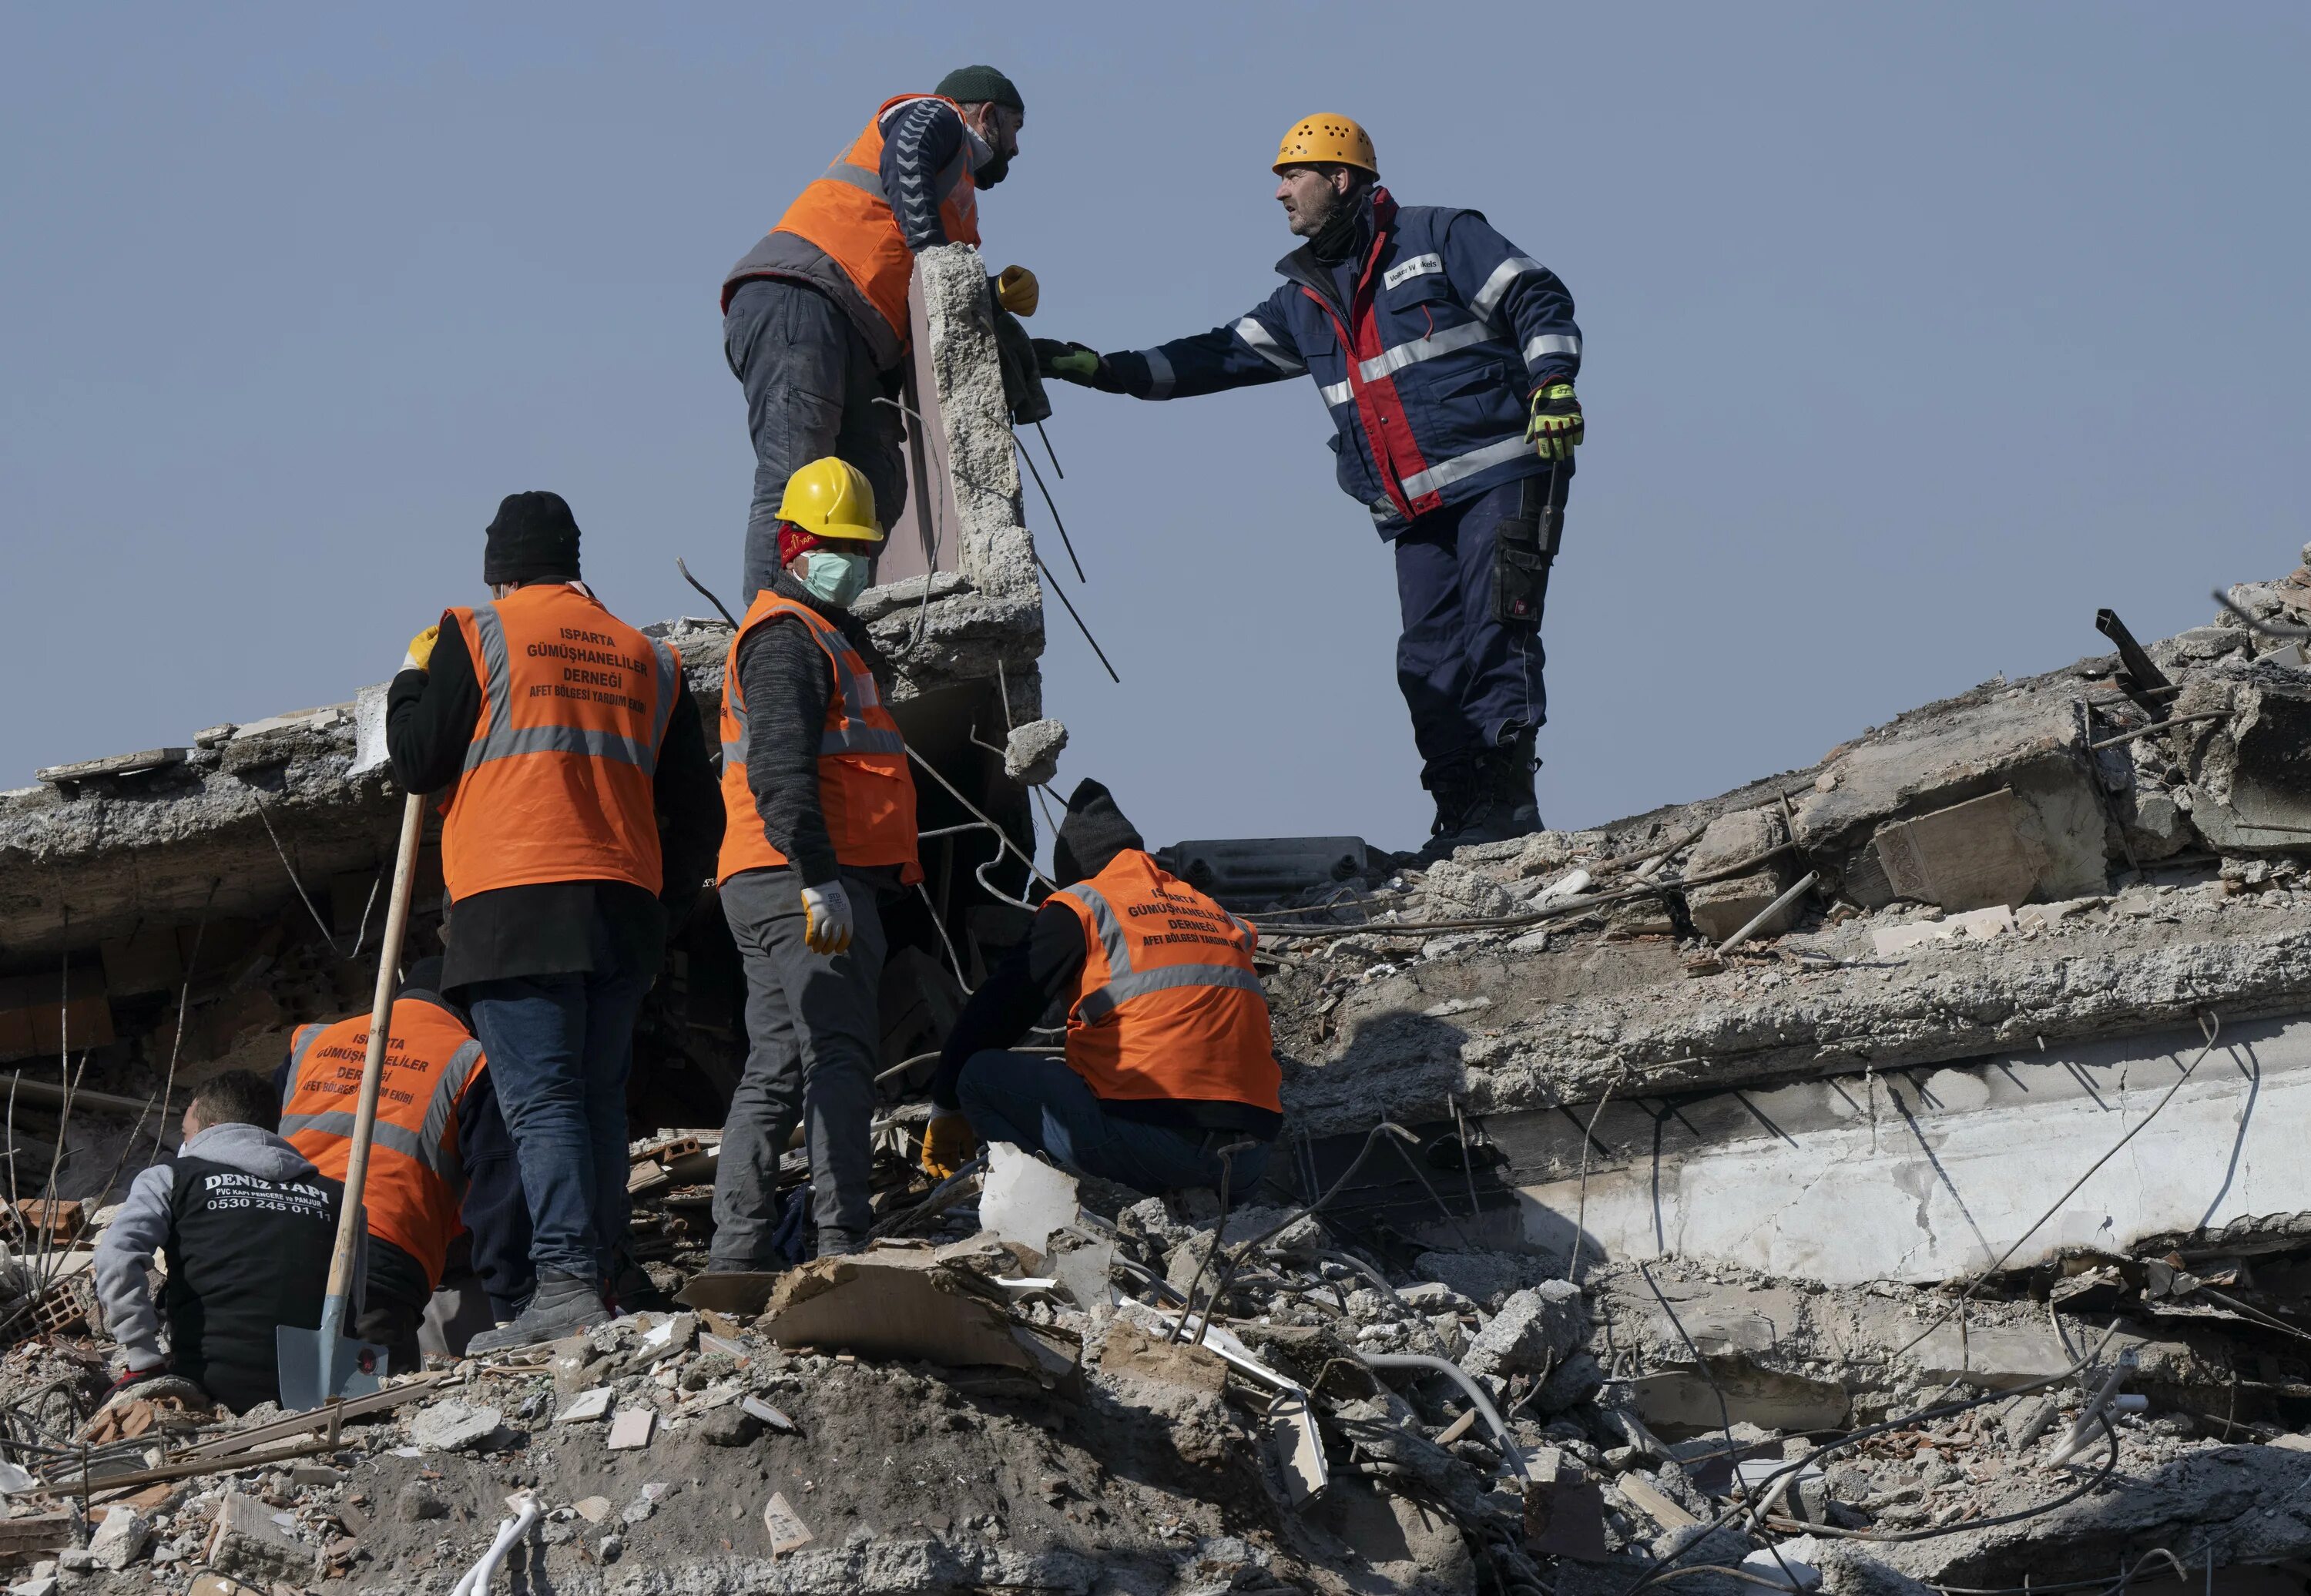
left=1527, top=382, right=1585, bottom=462
left=1033, top=338, right=1105, bottom=384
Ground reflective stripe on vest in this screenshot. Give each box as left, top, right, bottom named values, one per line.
left=1058, top=882, right=1266, bottom=1024
left=465, top=603, right=677, bottom=773
left=280, top=1041, right=481, bottom=1189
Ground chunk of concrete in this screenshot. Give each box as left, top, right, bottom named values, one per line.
left=88, top=1507, right=149, bottom=1571
left=555, top=1386, right=612, bottom=1423
left=409, top=1400, right=501, bottom=1453
left=605, top=1408, right=654, bottom=1450
left=1870, top=788, right=2051, bottom=912
left=761, top=1492, right=813, bottom=1557
left=1461, top=1280, right=1590, bottom=1379
left=1685, top=807, right=1799, bottom=941
left=1002, top=719, right=1067, bottom=785
left=206, top=1494, right=310, bottom=1587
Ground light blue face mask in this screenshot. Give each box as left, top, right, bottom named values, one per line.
left=800, top=548, right=870, bottom=608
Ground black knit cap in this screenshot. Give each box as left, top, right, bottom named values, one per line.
left=936, top=65, right=1023, bottom=112
left=483, top=491, right=582, bottom=586
left=1052, top=779, right=1144, bottom=888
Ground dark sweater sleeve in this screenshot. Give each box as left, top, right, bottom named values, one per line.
left=385, top=611, right=479, bottom=794
left=931, top=903, right=1087, bottom=1110
left=652, top=677, right=724, bottom=906
left=878, top=97, right=968, bottom=250
left=736, top=620, right=840, bottom=886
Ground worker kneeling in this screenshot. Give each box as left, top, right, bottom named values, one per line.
left=924, top=780, right=1281, bottom=1195
left=95, top=1071, right=347, bottom=1415
left=275, top=956, right=520, bottom=1375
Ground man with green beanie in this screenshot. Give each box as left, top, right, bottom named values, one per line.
left=721, top=66, right=1035, bottom=604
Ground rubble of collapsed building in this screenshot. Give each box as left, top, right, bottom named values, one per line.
left=15, top=243, right=2311, bottom=1592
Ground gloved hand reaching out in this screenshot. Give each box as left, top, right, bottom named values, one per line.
left=1032, top=339, right=1124, bottom=392
left=801, top=880, right=854, bottom=956
left=995, top=265, right=1039, bottom=317
left=921, top=1112, right=978, bottom=1178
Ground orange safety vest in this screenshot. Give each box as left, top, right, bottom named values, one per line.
left=1050, top=850, right=1281, bottom=1112
left=770, top=93, right=984, bottom=344
left=280, top=996, right=487, bottom=1287
left=717, top=592, right=921, bottom=884
left=437, top=583, right=682, bottom=900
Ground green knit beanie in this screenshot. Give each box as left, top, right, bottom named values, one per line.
left=936, top=65, right=1023, bottom=112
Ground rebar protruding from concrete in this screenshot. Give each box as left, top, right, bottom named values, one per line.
left=1359, top=1352, right=1531, bottom=1482
left=2047, top=1346, right=2138, bottom=1468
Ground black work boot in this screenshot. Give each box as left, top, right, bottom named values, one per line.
left=1414, top=756, right=1484, bottom=864
left=1455, top=736, right=1545, bottom=849
left=468, top=1268, right=609, bottom=1353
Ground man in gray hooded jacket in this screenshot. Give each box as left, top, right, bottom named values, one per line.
left=96, top=1071, right=347, bottom=1414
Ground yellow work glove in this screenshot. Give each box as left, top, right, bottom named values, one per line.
left=800, top=880, right=854, bottom=955
left=1526, top=382, right=1585, bottom=463
left=995, top=264, right=1039, bottom=317
left=402, top=623, right=440, bottom=674
left=921, top=1112, right=978, bottom=1179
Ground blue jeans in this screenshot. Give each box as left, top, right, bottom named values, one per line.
left=465, top=913, right=657, bottom=1284
left=956, top=1051, right=1273, bottom=1199
left=1392, top=472, right=1560, bottom=787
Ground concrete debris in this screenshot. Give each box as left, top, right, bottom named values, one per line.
left=408, top=1399, right=501, bottom=1453
left=88, top=1506, right=150, bottom=1570
left=1461, top=1279, right=1590, bottom=1380
left=1001, top=718, right=1067, bottom=785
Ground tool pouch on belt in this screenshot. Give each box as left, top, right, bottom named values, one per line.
left=1492, top=469, right=1566, bottom=627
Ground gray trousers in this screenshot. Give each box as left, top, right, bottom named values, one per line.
left=723, top=277, right=907, bottom=605
left=710, top=866, right=889, bottom=1262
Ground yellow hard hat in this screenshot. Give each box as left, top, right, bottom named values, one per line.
left=1273, top=114, right=1377, bottom=176
left=776, top=457, right=884, bottom=543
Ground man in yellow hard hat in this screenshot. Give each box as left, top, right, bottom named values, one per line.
left=721, top=67, right=1038, bottom=605
left=1038, top=116, right=1583, bottom=862
left=703, top=458, right=924, bottom=1268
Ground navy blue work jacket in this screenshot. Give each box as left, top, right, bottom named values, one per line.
left=1106, top=188, right=1580, bottom=536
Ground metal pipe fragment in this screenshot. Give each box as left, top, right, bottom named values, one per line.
left=1359, top=1351, right=1531, bottom=1481
left=1714, top=870, right=1821, bottom=960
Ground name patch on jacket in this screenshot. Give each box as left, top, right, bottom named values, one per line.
left=198, top=1172, right=334, bottom=1219
left=1382, top=253, right=1445, bottom=290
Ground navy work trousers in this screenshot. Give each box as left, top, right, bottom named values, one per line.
left=956, top=1050, right=1273, bottom=1199
left=1391, top=472, right=1564, bottom=787
left=723, top=277, right=907, bottom=605
left=464, top=907, right=659, bottom=1286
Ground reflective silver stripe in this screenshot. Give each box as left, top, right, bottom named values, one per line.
left=470, top=603, right=513, bottom=752
left=821, top=725, right=905, bottom=756
left=1382, top=253, right=1444, bottom=290
left=467, top=724, right=659, bottom=768
left=1142, top=347, right=1176, bottom=401
left=1524, top=333, right=1581, bottom=364
left=1318, top=378, right=1353, bottom=407
left=1357, top=320, right=1501, bottom=384
left=1074, top=964, right=1268, bottom=1023
left=417, top=1038, right=484, bottom=1189
left=1399, top=435, right=1535, bottom=500
left=1470, top=255, right=1542, bottom=321
left=1233, top=317, right=1304, bottom=375
left=285, top=1024, right=326, bottom=1095
left=277, top=1111, right=459, bottom=1185
left=817, top=159, right=886, bottom=200
left=721, top=736, right=746, bottom=766
left=1058, top=884, right=1132, bottom=979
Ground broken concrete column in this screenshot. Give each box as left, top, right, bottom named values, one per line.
left=915, top=243, right=1038, bottom=602
left=1682, top=806, right=1798, bottom=941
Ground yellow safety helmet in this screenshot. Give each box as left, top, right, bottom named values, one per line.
left=776, top=457, right=884, bottom=543
left=1273, top=114, right=1377, bottom=177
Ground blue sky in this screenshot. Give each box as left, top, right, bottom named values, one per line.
left=5, top=4, right=2306, bottom=853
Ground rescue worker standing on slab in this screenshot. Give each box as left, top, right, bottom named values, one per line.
left=722, top=66, right=1038, bottom=603
left=386, top=491, right=723, bottom=1352
left=273, top=955, right=522, bottom=1376
left=705, top=457, right=922, bottom=1269
left=921, top=780, right=1282, bottom=1198
left=1039, top=116, right=1583, bottom=860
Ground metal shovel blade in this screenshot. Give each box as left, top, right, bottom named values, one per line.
left=276, top=1325, right=387, bottom=1412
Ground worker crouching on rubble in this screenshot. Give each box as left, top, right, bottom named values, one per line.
left=273, top=955, right=529, bottom=1373
left=704, top=458, right=923, bottom=1268
left=923, top=780, right=1283, bottom=1197
left=95, top=1071, right=347, bottom=1415
left=387, top=491, right=724, bottom=1352
left=1039, top=115, right=1582, bottom=861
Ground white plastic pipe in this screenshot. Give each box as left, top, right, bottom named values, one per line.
left=450, top=1491, right=541, bottom=1596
